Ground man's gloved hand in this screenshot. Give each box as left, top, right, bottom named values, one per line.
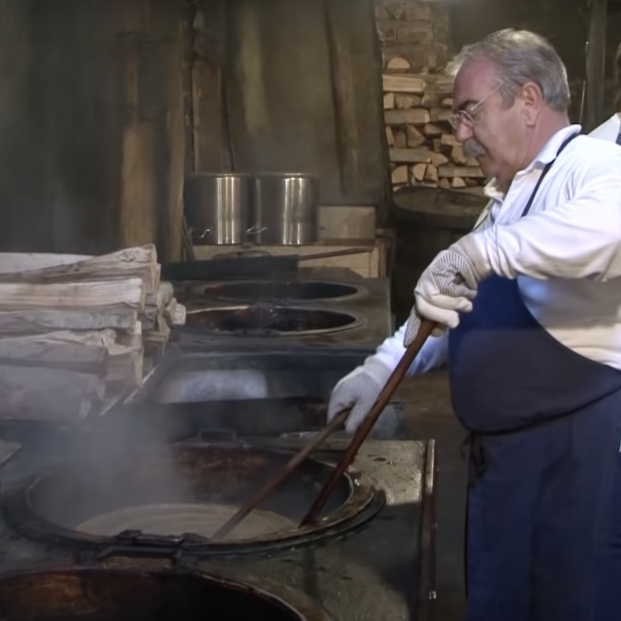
left=404, top=234, right=490, bottom=346
left=327, top=357, right=393, bottom=433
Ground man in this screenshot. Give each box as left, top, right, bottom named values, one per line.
left=589, top=39, right=621, bottom=621
left=590, top=41, right=621, bottom=145
left=328, top=29, right=621, bottom=621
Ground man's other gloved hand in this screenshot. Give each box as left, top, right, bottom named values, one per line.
left=327, top=357, right=393, bottom=433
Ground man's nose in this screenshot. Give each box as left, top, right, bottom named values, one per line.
left=455, top=121, right=473, bottom=144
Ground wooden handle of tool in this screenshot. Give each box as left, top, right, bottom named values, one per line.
left=299, top=319, right=438, bottom=527
left=210, top=405, right=352, bottom=541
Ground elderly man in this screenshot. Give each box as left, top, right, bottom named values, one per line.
left=589, top=39, right=621, bottom=621
left=328, top=29, right=621, bottom=621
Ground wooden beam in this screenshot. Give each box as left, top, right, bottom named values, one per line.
left=585, top=0, right=607, bottom=132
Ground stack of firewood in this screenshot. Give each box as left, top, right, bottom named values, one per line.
left=0, top=244, right=186, bottom=422
left=383, top=63, right=486, bottom=192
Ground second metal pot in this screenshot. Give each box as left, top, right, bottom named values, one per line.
left=250, top=173, right=320, bottom=246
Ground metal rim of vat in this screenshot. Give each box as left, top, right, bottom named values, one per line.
left=0, top=565, right=334, bottom=621
left=190, top=280, right=365, bottom=304
left=0, top=443, right=386, bottom=560
left=178, top=305, right=365, bottom=337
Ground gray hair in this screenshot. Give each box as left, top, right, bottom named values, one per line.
left=447, top=29, right=571, bottom=113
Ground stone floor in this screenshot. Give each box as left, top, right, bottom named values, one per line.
left=395, top=368, right=468, bottom=621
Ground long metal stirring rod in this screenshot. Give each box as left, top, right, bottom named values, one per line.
left=299, top=319, right=437, bottom=527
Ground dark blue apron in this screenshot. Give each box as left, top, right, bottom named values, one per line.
left=448, top=132, right=621, bottom=621
left=593, top=129, right=621, bottom=621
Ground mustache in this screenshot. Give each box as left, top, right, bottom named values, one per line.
left=463, top=138, right=487, bottom=158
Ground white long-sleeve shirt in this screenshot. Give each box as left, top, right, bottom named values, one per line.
left=373, top=123, right=621, bottom=377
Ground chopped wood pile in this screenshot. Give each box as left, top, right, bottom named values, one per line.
left=0, top=245, right=186, bottom=422
left=383, top=66, right=486, bottom=193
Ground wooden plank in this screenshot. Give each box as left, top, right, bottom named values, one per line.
left=0, top=253, right=90, bottom=274
left=0, top=246, right=159, bottom=294
left=0, top=278, right=146, bottom=312
left=0, top=330, right=116, bottom=367
left=0, top=366, right=105, bottom=421
left=438, top=165, right=485, bottom=178
left=385, top=108, right=430, bottom=125
left=382, top=74, right=426, bottom=93
left=389, top=147, right=432, bottom=163
left=0, top=310, right=137, bottom=335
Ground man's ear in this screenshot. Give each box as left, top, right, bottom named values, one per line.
left=519, top=82, right=545, bottom=126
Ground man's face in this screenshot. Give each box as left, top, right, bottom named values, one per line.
left=452, top=59, right=527, bottom=184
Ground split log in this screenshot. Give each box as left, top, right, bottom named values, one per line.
left=0, top=366, right=105, bottom=421
left=391, top=165, right=409, bottom=185
left=452, top=177, right=467, bottom=188
left=423, top=123, right=443, bottom=136
left=430, top=107, right=452, bottom=122
left=441, top=98, right=453, bottom=108
left=386, top=57, right=411, bottom=70
left=438, top=178, right=451, bottom=189
left=385, top=126, right=395, bottom=146
left=0, top=278, right=146, bottom=313
left=435, top=76, right=454, bottom=95
left=382, top=74, right=426, bottom=94
left=395, top=94, right=421, bottom=109
left=0, top=330, right=116, bottom=368
left=389, top=147, right=432, bottom=164
left=383, top=92, right=395, bottom=109
left=385, top=108, right=430, bottom=125
left=385, top=3, right=406, bottom=19
left=424, top=164, right=439, bottom=183
left=421, top=92, right=440, bottom=107
left=406, top=125, right=426, bottom=147
left=0, top=310, right=138, bottom=336
left=441, top=133, right=460, bottom=147
left=0, top=246, right=159, bottom=294
left=438, top=165, right=485, bottom=178
left=430, top=152, right=449, bottom=167
left=451, top=145, right=467, bottom=165
left=411, top=164, right=427, bottom=182
left=393, top=129, right=407, bottom=148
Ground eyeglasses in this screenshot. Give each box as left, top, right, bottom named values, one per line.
left=448, top=82, right=505, bottom=131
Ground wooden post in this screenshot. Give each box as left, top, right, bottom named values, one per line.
left=585, top=0, right=607, bottom=132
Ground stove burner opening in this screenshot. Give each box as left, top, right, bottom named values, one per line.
left=3, top=444, right=384, bottom=557
left=184, top=305, right=360, bottom=335
left=196, top=280, right=359, bottom=302
left=0, top=568, right=315, bottom=621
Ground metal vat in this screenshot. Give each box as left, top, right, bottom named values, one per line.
left=184, top=173, right=252, bottom=245
left=251, top=173, right=319, bottom=245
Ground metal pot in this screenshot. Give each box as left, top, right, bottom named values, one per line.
left=184, top=173, right=252, bottom=245
left=251, top=173, right=319, bottom=245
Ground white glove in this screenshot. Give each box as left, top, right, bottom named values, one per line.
left=404, top=235, right=490, bottom=346
left=327, top=357, right=393, bottom=433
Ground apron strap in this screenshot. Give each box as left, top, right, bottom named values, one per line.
left=521, top=131, right=580, bottom=217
